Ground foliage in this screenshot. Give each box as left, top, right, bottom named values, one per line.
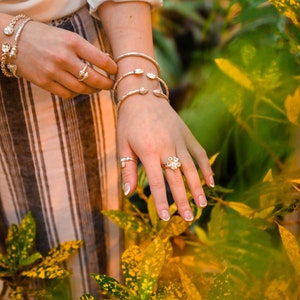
left=0, top=212, right=82, bottom=300
left=80, top=166, right=300, bottom=299
left=82, top=0, right=300, bottom=299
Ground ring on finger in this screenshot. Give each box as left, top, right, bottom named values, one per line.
left=78, top=62, right=89, bottom=82
left=162, top=156, right=181, bottom=171
left=120, top=156, right=137, bottom=168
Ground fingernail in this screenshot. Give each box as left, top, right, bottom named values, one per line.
left=183, top=210, right=194, bottom=222
left=123, top=183, right=131, bottom=196
left=198, top=195, right=207, bottom=207
left=160, top=210, right=170, bottom=222
left=209, top=176, right=215, bottom=188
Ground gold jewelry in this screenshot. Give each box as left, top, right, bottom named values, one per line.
left=117, top=87, right=149, bottom=112
left=120, top=157, right=138, bottom=168
left=153, top=89, right=169, bottom=102
left=162, top=156, right=181, bottom=171
left=146, top=72, right=169, bottom=98
left=78, top=62, right=89, bottom=81
left=3, top=14, right=27, bottom=36
left=1, top=18, right=32, bottom=78
left=9, top=18, right=32, bottom=59
left=113, top=68, right=144, bottom=101
left=1, top=43, right=13, bottom=77
left=115, top=52, right=161, bottom=76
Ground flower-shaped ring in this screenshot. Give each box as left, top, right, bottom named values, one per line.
left=162, top=156, right=181, bottom=171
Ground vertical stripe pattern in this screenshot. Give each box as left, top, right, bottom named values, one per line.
left=0, top=6, right=122, bottom=299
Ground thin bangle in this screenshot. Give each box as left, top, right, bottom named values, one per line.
left=113, top=68, right=144, bottom=102
left=117, top=87, right=149, bottom=112
left=146, top=72, right=169, bottom=98
left=9, top=17, right=32, bottom=59
left=115, top=52, right=161, bottom=76
left=3, top=14, right=27, bottom=36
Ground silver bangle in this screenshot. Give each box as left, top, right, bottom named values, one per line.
left=115, top=52, right=161, bottom=76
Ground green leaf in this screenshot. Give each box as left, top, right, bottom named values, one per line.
left=0, top=253, right=9, bottom=269
left=147, top=195, right=159, bottom=229
left=21, top=264, right=69, bottom=279
left=91, top=274, right=132, bottom=299
left=5, top=224, right=19, bottom=270
left=80, top=295, right=98, bottom=300
left=269, top=0, right=300, bottom=25
left=17, top=211, right=36, bottom=261
left=121, top=245, right=142, bottom=294
left=207, top=268, right=234, bottom=300
left=178, top=267, right=202, bottom=300
left=159, top=216, right=188, bottom=240
left=42, top=240, right=83, bottom=266
left=102, top=210, right=152, bottom=234
left=215, top=58, right=254, bottom=91
left=139, top=238, right=165, bottom=300
left=19, top=252, right=43, bottom=267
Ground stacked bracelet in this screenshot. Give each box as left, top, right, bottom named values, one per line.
left=115, top=52, right=161, bottom=76
left=113, top=53, right=170, bottom=112
left=1, top=16, right=31, bottom=78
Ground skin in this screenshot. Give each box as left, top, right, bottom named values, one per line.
left=0, top=1, right=214, bottom=222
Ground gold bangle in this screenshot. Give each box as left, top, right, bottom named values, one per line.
left=117, top=87, right=149, bottom=112
left=9, top=18, right=32, bottom=59
left=113, top=68, right=144, bottom=102
left=3, top=14, right=27, bottom=36
left=115, top=52, right=161, bottom=76
left=1, top=44, right=14, bottom=77
left=153, top=89, right=170, bottom=102
left=146, top=72, right=169, bottom=98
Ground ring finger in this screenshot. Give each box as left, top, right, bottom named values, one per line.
left=162, top=155, right=194, bottom=221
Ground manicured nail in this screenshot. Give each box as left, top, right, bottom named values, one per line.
left=123, top=183, right=131, bottom=196
left=198, top=195, right=207, bottom=207
left=209, top=176, right=215, bottom=188
left=183, top=210, right=194, bottom=222
left=160, top=210, right=170, bottom=222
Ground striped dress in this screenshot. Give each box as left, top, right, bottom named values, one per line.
left=0, top=6, right=122, bottom=299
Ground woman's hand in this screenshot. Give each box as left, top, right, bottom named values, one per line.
left=117, top=94, right=214, bottom=222
left=12, top=20, right=117, bottom=98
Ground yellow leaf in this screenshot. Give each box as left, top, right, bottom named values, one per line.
left=284, top=87, right=300, bottom=125
left=269, top=0, right=300, bottom=26
left=263, top=169, right=274, bottom=183
left=215, top=58, right=254, bottom=91
left=224, top=201, right=255, bottom=218
left=178, top=267, right=202, bottom=300
left=278, top=223, right=300, bottom=276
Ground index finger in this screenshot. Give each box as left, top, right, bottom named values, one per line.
left=77, top=40, right=117, bottom=75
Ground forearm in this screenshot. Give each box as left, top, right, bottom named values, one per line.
left=98, top=2, right=160, bottom=102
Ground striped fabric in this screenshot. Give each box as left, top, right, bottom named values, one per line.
left=0, top=5, right=122, bottom=299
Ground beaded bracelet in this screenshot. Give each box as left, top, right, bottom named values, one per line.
left=1, top=17, right=31, bottom=78
left=3, top=14, right=27, bottom=36
left=115, top=52, right=161, bottom=76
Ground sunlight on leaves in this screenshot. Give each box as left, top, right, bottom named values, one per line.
left=215, top=58, right=254, bottom=91
left=139, top=238, right=165, bottom=300
left=284, top=87, right=300, bottom=125
left=278, top=223, right=300, bottom=276
left=269, top=0, right=300, bottom=26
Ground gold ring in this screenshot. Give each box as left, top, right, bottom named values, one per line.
left=162, top=156, right=181, bottom=171
left=78, top=62, right=89, bottom=81
left=120, top=157, right=137, bottom=168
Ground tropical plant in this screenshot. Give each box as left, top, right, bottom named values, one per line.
left=81, top=0, right=300, bottom=299
left=0, top=212, right=82, bottom=300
